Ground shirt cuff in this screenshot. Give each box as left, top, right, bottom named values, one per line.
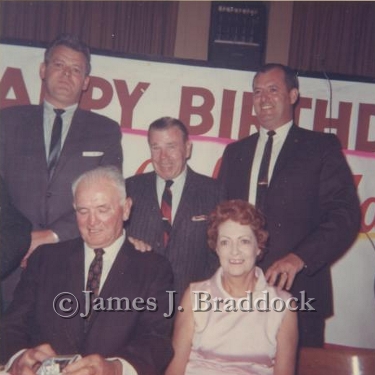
left=107, top=357, right=138, bottom=375
left=51, top=231, right=60, bottom=242
left=3, top=349, right=26, bottom=372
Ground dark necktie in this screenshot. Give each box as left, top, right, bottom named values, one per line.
left=86, top=248, right=105, bottom=298
left=47, top=108, right=65, bottom=178
left=256, top=130, right=276, bottom=212
left=161, top=180, right=173, bottom=246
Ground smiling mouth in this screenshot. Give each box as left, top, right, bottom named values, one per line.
left=88, top=229, right=101, bottom=234
left=229, top=259, right=244, bottom=264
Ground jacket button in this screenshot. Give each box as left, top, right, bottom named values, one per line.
left=46, top=192, right=52, bottom=198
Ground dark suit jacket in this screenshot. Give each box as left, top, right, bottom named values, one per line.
left=218, top=125, right=361, bottom=317
left=0, top=176, right=31, bottom=281
left=0, top=105, right=123, bottom=241
left=0, top=237, right=174, bottom=374
left=126, top=167, right=226, bottom=301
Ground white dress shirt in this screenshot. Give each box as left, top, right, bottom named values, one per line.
left=249, top=121, right=293, bottom=205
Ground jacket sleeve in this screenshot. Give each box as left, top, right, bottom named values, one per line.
left=113, top=256, right=174, bottom=375
left=0, top=177, right=32, bottom=280
left=292, top=134, right=361, bottom=275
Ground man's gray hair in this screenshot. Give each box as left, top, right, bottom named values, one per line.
left=72, top=166, right=126, bottom=203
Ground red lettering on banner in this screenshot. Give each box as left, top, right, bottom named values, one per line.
left=80, top=76, right=113, bottom=110
left=114, top=80, right=150, bottom=128
left=218, top=90, right=236, bottom=139
left=353, top=174, right=362, bottom=188
left=361, top=197, right=375, bottom=233
left=313, top=99, right=351, bottom=149
left=356, top=103, right=375, bottom=152
left=135, top=159, right=152, bottom=175
left=179, top=87, right=214, bottom=135
left=294, top=97, right=313, bottom=126
left=0, top=67, right=30, bottom=108
left=212, top=157, right=222, bottom=179
left=238, top=92, right=259, bottom=139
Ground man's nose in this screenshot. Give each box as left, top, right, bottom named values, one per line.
left=62, top=66, right=72, bottom=76
left=160, top=148, right=168, bottom=159
left=88, top=212, right=98, bottom=225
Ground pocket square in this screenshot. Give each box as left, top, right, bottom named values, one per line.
left=191, top=215, right=208, bottom=222
left=82, top=151, right=104, bottom=157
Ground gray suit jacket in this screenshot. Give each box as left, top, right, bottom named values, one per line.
left=126, top=167, right=226, bottom=301
left=0, top=105, right=123, bottom=241
left=0, top=237, right=174, bottom=375
left=218, top=125, right=361, bottom=317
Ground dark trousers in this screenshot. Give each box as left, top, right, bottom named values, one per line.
left=298, top=313, right=325, bottom=347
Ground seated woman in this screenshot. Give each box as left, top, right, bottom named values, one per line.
left=166, top=200, right=298, bottom=375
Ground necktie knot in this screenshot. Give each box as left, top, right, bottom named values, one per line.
left=53, top=108, right=65, bottom=117
left=165, top=180, right=174, bottom=189
left=94, top=248, right=105, bottom=257
left=267, top=130, right=276, bottom=138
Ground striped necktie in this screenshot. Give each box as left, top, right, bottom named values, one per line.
left=161, top=180, right=173, bottom=246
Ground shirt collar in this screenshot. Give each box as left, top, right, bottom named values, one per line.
left=84, top=230, right=126, bottom=261
left=259, top=120, right=293, bottom=141
left=44, top=100, right=78, bottom=116
left=156, top=165, right=188, bottom=187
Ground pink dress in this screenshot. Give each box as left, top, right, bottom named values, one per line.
left=185, top=267, right=291, bottom=375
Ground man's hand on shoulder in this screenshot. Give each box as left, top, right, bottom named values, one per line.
left=265, top=253, right=305, bottom=290
left=21, top=230, right=59, bottom=268
left=62, top=355, right=121, bottom=375
left=128, top=237, right=152, bottom=252
left=9, top=344, right=56, bottom=375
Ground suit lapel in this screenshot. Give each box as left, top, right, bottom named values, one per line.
left=239, top=135, right=258, bottom=200
left=270, top=124, right=301, bottom=186
left=63, top=239, right=86, bottom=351
left=48, top=108, right=83, bottom=184
left=27, top=106, right=49, bottom=180
left=172, top=167, right=195, bottom=230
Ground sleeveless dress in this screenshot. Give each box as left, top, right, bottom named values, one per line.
left=185, top=267, right=291, bottom=375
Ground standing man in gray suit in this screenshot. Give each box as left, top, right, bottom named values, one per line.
left=126, top=117, right=226, bottom=305
left=0, top=34, right=122, bottom=300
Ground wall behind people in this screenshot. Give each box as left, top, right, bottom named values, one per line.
left=0, top=1, right=374, bottom=79
left=1, top=43, right=374, bottom=349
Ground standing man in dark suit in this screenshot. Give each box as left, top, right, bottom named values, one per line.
left=0, top=166, right=173, bottom=375
left=126, top=117, right=225, bottom=304
left=0, top=34, right=122, bottom=299
left=218, top=63, right=361, bottom=347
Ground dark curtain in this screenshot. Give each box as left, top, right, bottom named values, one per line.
left=289, top=1, right=375, bottom=78
left=0, top=1, right=179, bottom=57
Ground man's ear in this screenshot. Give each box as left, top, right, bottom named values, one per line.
left=289, top=88, right=299, bottom=105
left=82, top=76, right=90, bottom=92
left=39, top=62, right=46, bottom=80
left=123, top=197, right=133, bottom=221
left=185, top=140, right=193, bottom=159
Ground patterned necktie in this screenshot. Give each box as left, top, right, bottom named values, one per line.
left=48, top=108, right=65, bottom=178
left=161, top=180, right=174, bottom=246
left=256, top=130, right=276, bottom=212
left=86, top=248, right=105, bottom=298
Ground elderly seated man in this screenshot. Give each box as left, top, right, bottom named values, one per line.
left=0, top=166, right=174, bottom=375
